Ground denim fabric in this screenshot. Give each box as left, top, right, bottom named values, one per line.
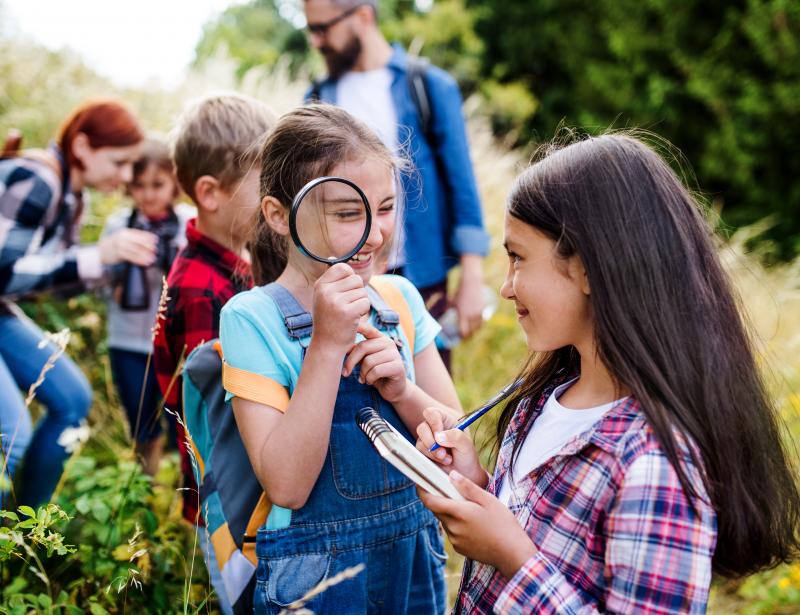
left=307, top=44, right=489, bottom=289
left=109, top=347, right=177, bottom=445
left=253, top=284, right=446, bottom=614
left=0, top=311, right=91, bottom=508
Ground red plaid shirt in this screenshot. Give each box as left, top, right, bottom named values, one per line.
left=153, top=218, right=251, bottom=524
left=455, top=373, right=717, bottom=614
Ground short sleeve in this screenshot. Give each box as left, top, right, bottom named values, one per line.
left=387, top=274, right=441, bottom=355
left=219, top=290, right=299, bottom=408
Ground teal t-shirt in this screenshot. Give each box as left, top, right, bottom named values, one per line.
left=219, top=274, right=440, bottom=530
left=220, top=274, right=439, bottom=401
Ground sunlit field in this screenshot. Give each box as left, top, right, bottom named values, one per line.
left=2, top=40, right=799, bottom=614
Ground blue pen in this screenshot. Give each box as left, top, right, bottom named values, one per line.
left=429, top=379, right=523, bottom=452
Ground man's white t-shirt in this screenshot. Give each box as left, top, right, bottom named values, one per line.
left=336, top=68, right=406, bottom=268
left=497, top=378, right=627, bottom=506
left=337, top=68, right=398, bottom=153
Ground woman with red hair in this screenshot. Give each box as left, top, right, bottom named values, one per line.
left=0, top=99, right=156, bottom=508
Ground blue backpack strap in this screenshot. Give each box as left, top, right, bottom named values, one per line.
left=261, top=283, right=313, bottom=341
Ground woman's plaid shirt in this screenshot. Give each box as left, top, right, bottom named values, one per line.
left=454, top=375, right=717, bottom=614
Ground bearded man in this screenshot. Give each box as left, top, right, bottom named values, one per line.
left=303, top=0, right=489, bottom=370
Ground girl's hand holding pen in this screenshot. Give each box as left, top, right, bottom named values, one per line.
left=416, top=407, right=488, bottom=488
left=417, top=472, right=536, bottom=579
left=312, top=263, right=371, bottom=351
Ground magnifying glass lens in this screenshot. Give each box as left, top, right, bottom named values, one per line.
left=293, top=178, right=370, bottom=263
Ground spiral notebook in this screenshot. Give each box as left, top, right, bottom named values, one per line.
left=356, top=407, right=464, bottom=500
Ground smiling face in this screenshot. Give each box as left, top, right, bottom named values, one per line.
left=287, top=157, right=396, bottom=284
left=294, top=179, right=372, bottom=263
left=304, top=0, right=365, bottom=78
left=500, top=212, right=593, bottom=353
left=75, top=141, right=142, bottom=193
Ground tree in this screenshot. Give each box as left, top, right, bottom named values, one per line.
left=193, top=0, right=311, bottom=79
left=471, top=0, right=800, bottom=256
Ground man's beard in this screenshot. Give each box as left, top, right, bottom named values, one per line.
left=320, top=35, right=362, bottom=79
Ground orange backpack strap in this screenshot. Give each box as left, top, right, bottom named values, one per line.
left=215, top=339, right=290, bottom=412
left=242, top=493, right=272, bottom=565
left=369, top=276, right=415, bottom=355
left=222, top=363, right=290, bottom=412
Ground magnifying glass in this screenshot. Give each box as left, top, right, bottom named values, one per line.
left=289, top=176, right=372, bottom=265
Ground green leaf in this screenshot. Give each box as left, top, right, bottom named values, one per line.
left=3, top=575, right=28, bottom=595
left=143, top=509, right=158, bottom=534
left=0, top=510, right=19, bottom=521
left=17, top=505, right=36, bottom=519
left=90, top=502, right=110, bottom=524
left=74, top=477, right=97, bottom=492
left=75, top=496, right=91, bottom=516
left=89, top=603, right=110, bottom=615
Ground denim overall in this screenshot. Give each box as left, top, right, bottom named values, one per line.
left=254, top=283, right=447, bottom=615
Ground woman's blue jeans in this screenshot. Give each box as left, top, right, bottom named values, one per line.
left=0, top=311, right=92, bottom=509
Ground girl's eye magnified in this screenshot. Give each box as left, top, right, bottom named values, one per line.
left=290, top=176, right=373, bottom=265
left=331, top=209, right=363, bottom=221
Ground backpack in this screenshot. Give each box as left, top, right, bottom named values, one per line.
left=1, top=129, right=64, bottom=184
left=309, top=56, right=437, bottom=148
left=180, top=278, right=417, bottom=613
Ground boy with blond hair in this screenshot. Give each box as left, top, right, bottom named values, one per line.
left=152, top=93, right=276, bottom=615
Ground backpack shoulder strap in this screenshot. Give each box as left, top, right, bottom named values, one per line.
left=2, top=130, right=64, bottom=184
left=406, top=56, right=435, bottom=147
left=1, top=129, right=22, bottom=158
left=219, top=286, right=299, bottom=412
left=309, top=79, right=323, bottom=102
left=20, top=149, right=62, bottom=182
left=369, top=276, right=416, bottom=355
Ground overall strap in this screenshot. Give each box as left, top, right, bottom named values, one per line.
left=261, top=283, right=313, bottom=341
left=365, top=285, right=400, bottom=330
left=366, top=283, right=413, bottom=378
left=368, top=277, right=416, bottom=355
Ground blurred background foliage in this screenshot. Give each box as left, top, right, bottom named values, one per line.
left=1, top=0, right=800, bottom=612
left=192, top=0, right=800, bottom=259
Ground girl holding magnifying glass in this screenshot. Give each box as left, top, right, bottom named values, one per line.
left=220, top=104, right=463, bottom=614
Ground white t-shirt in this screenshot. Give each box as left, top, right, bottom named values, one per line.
left=498, top=378, right=627, bottom=506
left=336, top=68, right=398, bottom=152
left=336, top=68, right=405, bottom=268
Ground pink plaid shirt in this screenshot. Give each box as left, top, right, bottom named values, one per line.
left=454, top=373, right=717, bottom=614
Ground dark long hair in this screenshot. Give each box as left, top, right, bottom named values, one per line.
left=496, top=132, right=800, bottom=577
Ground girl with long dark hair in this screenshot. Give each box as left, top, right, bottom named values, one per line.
left=416, top=133, right=800, bottom=613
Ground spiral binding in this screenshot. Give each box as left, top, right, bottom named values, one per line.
left=355, top=407, right=393, bottom=442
